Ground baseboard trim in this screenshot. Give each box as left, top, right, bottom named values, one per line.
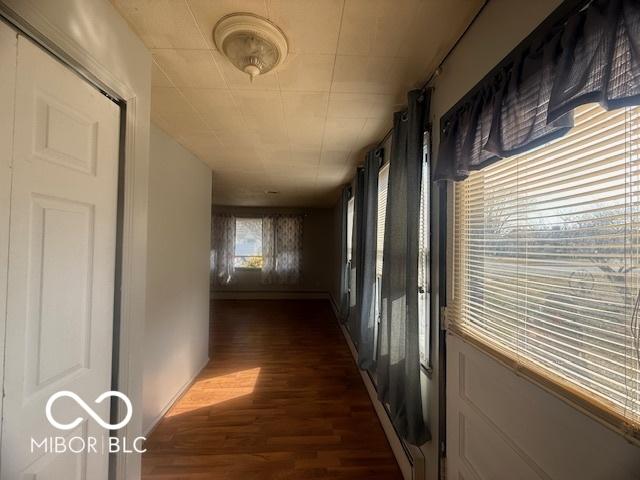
left=333, top=314, right=415, bottom=480
left=211, top=290, right=331, bottom=301
left=143, top=356, right=209, bottom=437
left=328, top=293, right=340, bottom=319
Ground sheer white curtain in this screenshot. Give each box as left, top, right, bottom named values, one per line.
left=275, top=215, right=303, bottom=284
left=211, top=214, right=235, bottom=285
left=261, top=214, right=303, bottom=285
left=261, top=216, right=276, bottom=284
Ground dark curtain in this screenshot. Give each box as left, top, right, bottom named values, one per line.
left=376, top=90, right=430, bottom=446
left=435, top=0, right=640, bottom=181
left=338, top=186, right=351, bottom=323
left=357, top=149, right=383, bottom=370
left=348, top=168, right=365, bottom=344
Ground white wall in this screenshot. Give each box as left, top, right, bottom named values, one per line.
left=428, top=1, right=640, bottom=478
left=143, top=125, right=212, bottom=434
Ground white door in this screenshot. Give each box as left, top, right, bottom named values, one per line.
left=1, top=32, right=120, bottom=479
left=446, top=335, right=640, bottom=479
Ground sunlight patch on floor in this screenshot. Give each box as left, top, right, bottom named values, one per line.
left=165, top=367, right=261, bottom=417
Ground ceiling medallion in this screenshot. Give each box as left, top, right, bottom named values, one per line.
left=213, top=13, right=289, bottom=82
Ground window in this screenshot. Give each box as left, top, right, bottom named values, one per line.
left=234, top=218, right=263, bottom=268
left=453, top=104, right=640, bottom=425
left=347, top=196, right=355, bottom=307
left=375, top=162, right=390, bottom=359
left=347, top=197, right=355, bottom=263
left=376, top=163, right=389, bottom=278
left=418, top=133, right=431, bottom=368
left=375, top=151, right=431, bottom=369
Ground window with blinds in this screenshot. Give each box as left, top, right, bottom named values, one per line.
left=347, top=196, right=355, bottom=307
left=371, top=163, right=390, bottom=364
left=419, top=133, right=431, bottom=368
left=453, top=104, right=640, bottom=428
left=376, top=163, right=389, bottom=277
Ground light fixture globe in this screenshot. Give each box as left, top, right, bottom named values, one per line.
left=213, top=13, right=288, bottom=81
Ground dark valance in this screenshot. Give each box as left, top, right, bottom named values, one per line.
left=435, top=0, right=640, bottom=181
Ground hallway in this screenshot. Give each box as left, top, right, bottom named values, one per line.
left=142, top=300, right=402, bottom=480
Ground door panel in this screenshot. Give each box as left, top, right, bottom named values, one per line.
left=25, top=195, right=94, bottom=395
left=446, top=335, right=640, bottom=480
left=1, top=34, right=120, bottom=479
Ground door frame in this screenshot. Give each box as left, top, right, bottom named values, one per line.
left=0, top=3, right=149, bottom=479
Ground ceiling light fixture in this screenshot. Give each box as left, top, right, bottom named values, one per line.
left=213, top=13, right=288, bottom=82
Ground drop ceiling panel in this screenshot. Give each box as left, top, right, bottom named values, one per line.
left=267, top=0, right=343, bottom=54
left=112, top=0, right=485, bottom=206
left=153, top=49, right=226, bottom=88
left=157, top=112, right=211, bottom=137
left=327, top=93, right=399, bottom=119
left=339, top=0, right=419, bottom=57
left=320, top=149, right=351, bottom=166
left=285, top=117, right=325, bottom=148
left=111, top=0, right=207, bottom=49
left=150, top=87, right=194, bottom=115
left=281, top=92, right=329, bottom=118
left=331, top=55, right=412, bottom=94
left=276, top=54, right=335, bottom=92
left=151, top=62, right=173, bottom=87
left=323, top=118, right=367, bottom=150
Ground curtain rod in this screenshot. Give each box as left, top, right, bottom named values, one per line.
left=373, top=0, right=490, bottom=150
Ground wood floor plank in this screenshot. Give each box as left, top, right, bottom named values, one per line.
left=142, top=299, right=403, bottom=479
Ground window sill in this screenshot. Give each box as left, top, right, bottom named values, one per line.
left=233, top=267, right=261, bottom=272
left=448, top=323, right=640, bottom=446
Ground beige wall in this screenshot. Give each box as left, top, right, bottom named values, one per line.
left=143, top=125, right=212, bottom=434
left=211, top=206, right=337, bottom=296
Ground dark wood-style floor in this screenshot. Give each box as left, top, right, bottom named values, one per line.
left=142, top=299, right=402, bottom=479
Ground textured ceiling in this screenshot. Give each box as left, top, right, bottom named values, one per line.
left=112, top=0, right=483, bottom=206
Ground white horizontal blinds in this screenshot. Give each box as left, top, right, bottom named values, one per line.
left=454, top=103, right=640, bottom=426
left=418, top=134, right=430, bottom=366
left=347, top=197, right=356, bottom=307
left=377, top=163, right=390, bottom=277
left=347, top=197, right=355, bottom=262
